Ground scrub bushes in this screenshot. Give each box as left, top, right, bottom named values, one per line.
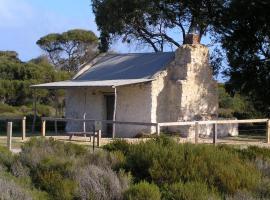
left=162, top=181, right=220, bottom=200
left=104, top=137, right=264, bottom=198
left=0, top=177, right=32, bottom=200
left=123, top=181, right=161, bottom=200
left=1, top=137, right=270, bottom=199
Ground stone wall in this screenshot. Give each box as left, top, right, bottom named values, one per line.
left=65, top=84, right=153, bottom=137
left=116, top=83, right=153, bottom=137
left=65, top=87, right=113, bottom=133
left=152, top=44, right=219, bottom=137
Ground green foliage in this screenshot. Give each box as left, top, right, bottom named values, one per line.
left=103, top=139, right=130, bottom=154
left=0, top=176, right=32, bottom=200
left=218, top=84, right=261, bottom=118
left=108, top=137, right=261, bottom=195
left=37, top=29, right=98, bottom=72
left=123, top=181, right=161, bottom=200
left=213, top=0, right=270, bottom=117
left=162, top=181, right=220, bottom=200
left=93, top=0, right=224, bottom=52
left=0, top=52, right=71, bottom=107
left=16, top=138, right=129, bottom=200
left=0, top=146, right=14, bottom=170
left=2, top=137, right=270, bottom=199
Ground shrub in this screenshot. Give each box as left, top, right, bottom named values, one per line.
left=122, top=137, right=261, bottom=194
left=238, top=146, right=270, bottom=161
left=18, top=138, right=130, bottom=200
left=74, top=165, right=127, bottom=200
left=0, top=146, right=14, bottom=169
left=19, top=138, right=86, bottom=200
left=0, top=177, right=32, bottom=200
left=255, top=178, right=270, bottom=199
left=123, top=181, right=161, bottom=200
left=226, top=191, right=256, bottom=200
left=35, top=170, right=76, bottom=200
left=11, top=159, right=30, bottom=178
left=162, top=181, right=220, bottom=200
left=103, top=139, right=130, bottom=154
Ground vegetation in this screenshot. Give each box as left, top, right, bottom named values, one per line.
left=1, top=137, right=270, bottom=199
left=92, top=0, right=270, bottom=117
left=92, top=0, right=223, bottom=52
left=218, top=84, right=262, bottom=119
left=213, top=0, right=270, bottom=117
left=37, top=29, right=98, bottom=72
left=104, top=137, right=270, bottom=199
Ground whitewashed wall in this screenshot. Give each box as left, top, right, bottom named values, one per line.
left=115, top=83, right=153, bottom=137
left=65, top=87, right=112, bottom=133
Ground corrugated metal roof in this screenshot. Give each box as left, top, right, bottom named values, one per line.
left=31, top=52, right=175, bottom=89
left=31, top=79, right=153, bottom=89
left=75, top=52, right=175, bottom=81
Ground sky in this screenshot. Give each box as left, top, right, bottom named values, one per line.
left=0, top=0, right=212, bottom=62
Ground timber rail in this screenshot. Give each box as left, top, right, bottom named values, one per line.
left=41, top=117, right=270, bottom=145
left=0, top=116, right=26, bottom=141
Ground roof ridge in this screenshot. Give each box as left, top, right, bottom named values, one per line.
left=106, top=52, right=175, bottom=56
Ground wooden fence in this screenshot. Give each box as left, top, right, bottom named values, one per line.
left=41, top=117, right=270, bottom=145
left=158, top=118, right=270, bottom=145
left=2, top=116, right=270, bottom=150
left=0, top=116, right=26, bottom=140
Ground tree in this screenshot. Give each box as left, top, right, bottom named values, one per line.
left=213, top=0, right=270, bottom=116
left=37, top=29, right=99, bottom=72
left=92, top=0, right=226, bottom=52
left=0, top=52, right=71, bottom=106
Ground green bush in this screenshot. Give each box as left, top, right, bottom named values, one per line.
left=115, top=137, right=261, bottom=195
left=18, top=137, right=129, bottom=200
left=162, top=181, right=220, bottom=200
left=0, top=146, right=14, bottom=170
left=0, top=177, right=32, bottom=200
left=103, top=139, right=130, bottom=154
left=123, top=181, right=161, bottom=200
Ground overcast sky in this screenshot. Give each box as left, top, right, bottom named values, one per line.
left=0, top=0, right=212, bottom=62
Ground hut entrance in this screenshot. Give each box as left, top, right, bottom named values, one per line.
left=105, top=95, right=115, bottom=136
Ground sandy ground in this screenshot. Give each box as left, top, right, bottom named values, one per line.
left=0, top=134, right=269, bottom=153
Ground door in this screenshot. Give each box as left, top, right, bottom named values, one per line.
left=105, top=95, right=115, bottom=136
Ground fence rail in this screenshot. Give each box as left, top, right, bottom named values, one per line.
left=1, top=116, right=270, bottom=151
left=0, top=116, right=26, bottom=140
left=41, top=117, right=270, bottom=145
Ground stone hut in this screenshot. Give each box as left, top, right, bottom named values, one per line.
left=32, top=36, right=219, bottom=138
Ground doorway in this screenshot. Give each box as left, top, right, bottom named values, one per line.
left=105, top=95, right=115, bottom=136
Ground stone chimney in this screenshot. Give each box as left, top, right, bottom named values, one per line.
left=184, top=25, right=200, bottom=44
left=184, top=34, right=200, bottom=44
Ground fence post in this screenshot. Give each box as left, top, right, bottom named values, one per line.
left=213, top=123, right=217, bottom=145
left=54, top=120, right=58, bottom=135
left=195, top=122, right=199, bottom=144
left=156, top=123, right=160, bottom=136
left=7, top=122, right=12, bottom=150
left=97, top=130, right=101, bottom=147
left=267, top=120, right=270, bottom=144
left=22, top=116, right=26, bottom=141
left=93, top=131, right=96, bottom=152
left=41, top=120, right=46, bottom=137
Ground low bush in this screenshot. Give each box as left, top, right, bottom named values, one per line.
left=0, top=146, right=14, bottom=170
left=162, top=181, right=220, bottom=200
left=0, top=177, right=32, bottom=200
left=108, top=137, right=261, bottom=195
left=74, top=164, right=128, bottom=200
left=123, top=181, right=161, bottom=200
left=18, top=137, right=130, bottom=200
left=103, top=139, right=130, bottom=154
